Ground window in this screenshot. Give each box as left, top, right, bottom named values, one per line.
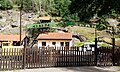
left=42, top=42, right=46, bottom=46
left=60, top=42, right=64, bottom=46
left=0, top=42, right=1, bottom=47
left=3, top=43, right=9, bottom=46
left=52, top=42, right=56, bottom=45
left=65, top=42, right=69, bottom=47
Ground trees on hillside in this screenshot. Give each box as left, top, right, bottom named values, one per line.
left=69, top=0, right=120, bottom=21
left=0, top=0, right=119, bottom=23
left=0, top=0, right=13, bottom=10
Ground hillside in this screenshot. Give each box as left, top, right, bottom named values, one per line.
left=0, top=9, right=38, bottom=34
left=0, top=0, right=120, bottom=46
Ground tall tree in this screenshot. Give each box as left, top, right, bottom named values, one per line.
left=0, top=0, right=13, bottom=10
left=69, top=0, right=120, bottom=21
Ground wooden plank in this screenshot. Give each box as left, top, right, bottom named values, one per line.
left=7, top=48, right=9, bottom=70
left=17, top=48, right=19, bottom=69
left=68, top=47, right=69, bottom=66
left=18, top=48, right=20, bottom=69
left=37, top=48, right=39, bottom=67
left=28, top=48, right=30, bottom=68
left=6, top=48, right=9, bottom=70
left=105, top=47, right=107, bottom=66
left=0, top=48, right=2, bottom=69
left=13, top=48, right=16, bottom=69
left=31, top=48, right=33, bottom=68
left=15, top=48, right=17, bottom=69
left=107, top=47, right=109, bottom=65
left=65, top=47, right=66, bottom=66
left=89, top=50, right=91, bottom=66
left=61, top=47, right=63, bottom=66
left=55, top=47, right=57, bottom=67
left=3, top=48, right=5, bottom=70
left=53, top=47, right=55, bottom=67
left=80, top=50, right=82, bottom=65
left=78, top=47, right=80, bottom=66
left=45, top=48, right=47, bottom=67
left=47, top=47, right=49, bottom=67
left=76, top=47, right=79, bottom=66
left=40, top=47, right=42, bottom=67
left=72, top=47, right=75, bottom=66
left=26, top=48, right=28, bottom=68
left=11, top=48, right=13, bottom=69
left=38, top=47, right=40, bottom=68
left=46, top=48, right=49, bottom=67
left=33, top=49, right=35, bottom=67
left=54, top=47, right=55, bottom=67
left=44, top=48, right=46, bottom=67
left=64, top=47, right=66, bottom=66
left=41, top=47, right=43, bottom=67
left=75, top=47, right=77, bottom=66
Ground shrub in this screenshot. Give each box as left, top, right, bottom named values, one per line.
left=0, top=0, right=13, bottom=10
left=75, top=42, right=84, bottom=47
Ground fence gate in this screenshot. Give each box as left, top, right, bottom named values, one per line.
left=114, top=47, right=120, bottom=66
left=97, top=47, right=113, bottom=66
left=1, top=45, right=120, bottom=70
left=97, top=38, right=120, bottom=66
left=25, top=46, right=96, bottom=69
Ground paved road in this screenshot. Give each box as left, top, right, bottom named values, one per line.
left=1, top=66, right=120, bottom=72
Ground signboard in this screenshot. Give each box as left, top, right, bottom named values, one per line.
left=26, top=22, right=55, bottom=29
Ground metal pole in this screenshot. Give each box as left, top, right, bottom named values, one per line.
left=112, top=27, right=115, bottom=66
left=112, top=38, right=115, bottom=66
left=95, top=38, right=97, bottom=66
left=95, top=26, right=97, bottom=38
left=95, top=25, right=98, bottom=66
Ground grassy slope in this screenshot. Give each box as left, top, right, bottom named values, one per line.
left=68, top=26, right=95, bottom=41
left=67, top=26, right=120, bottom=46
left=67, top=26, right=112, bottom=41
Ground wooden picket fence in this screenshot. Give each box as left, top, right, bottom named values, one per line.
left=0, top=46, right=120, bottom=70
left=0, top=48, right=23, bottom=70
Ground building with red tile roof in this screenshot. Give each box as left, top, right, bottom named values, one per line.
left=37, top=32, right=72, bottom=48
left=39, top=17, right=51, bottom=21
left=0, top=35, right=25, bottom=41
left=37, top=32, right=72, bottom=40
left=0, top=35, right=26, bottom=46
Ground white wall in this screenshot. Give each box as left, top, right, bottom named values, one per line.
left=38, top=40, right=72, bottom=48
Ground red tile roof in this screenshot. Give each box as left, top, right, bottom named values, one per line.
left=0, top=35, right=25, bottom=41
left=37, top=32, right=72, bottom=40
left=39, top=17, right=51, bottom=20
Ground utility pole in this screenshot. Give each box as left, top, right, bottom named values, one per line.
left=20, top=0, right=23, bottom=45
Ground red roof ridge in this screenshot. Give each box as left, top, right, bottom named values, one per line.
left=37, top=32, right=72, bottom=40
left=0, top=34, right=25, bottom=41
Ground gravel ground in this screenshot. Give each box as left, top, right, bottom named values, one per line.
left=0, top=66, right=120, bottom=72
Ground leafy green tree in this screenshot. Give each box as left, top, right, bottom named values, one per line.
left=69, top=0, right=120, bottom=21
left=0, top=0, right=13, bottom=10
left=48, top=0, right=71, bottom=17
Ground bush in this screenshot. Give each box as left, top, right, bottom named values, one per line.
left=96, top=24, right=106, bottom=31
left=58, top=21, right=75, bottom=27
left=0, top=0, right=13, bottom=10
left=101, top=42, right=111, bottom=47
left=75, top=42, right=84, bottom=47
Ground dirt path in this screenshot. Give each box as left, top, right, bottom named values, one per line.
left=1, top=66, right=120, bottom=72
